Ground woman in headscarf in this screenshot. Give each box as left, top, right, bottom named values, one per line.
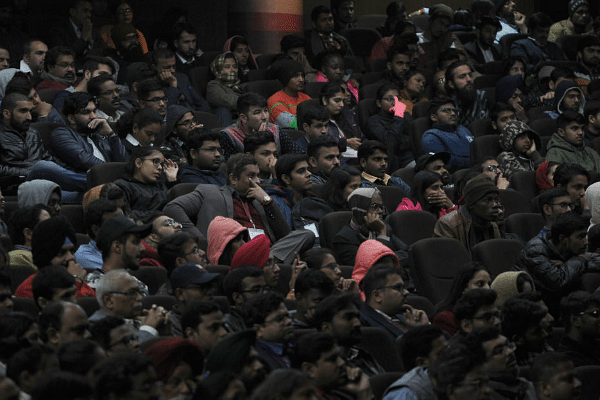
left=207, top=52, right=245, bottom=126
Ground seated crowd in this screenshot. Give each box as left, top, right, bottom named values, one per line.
left=0, top=0, right=599, bottom=400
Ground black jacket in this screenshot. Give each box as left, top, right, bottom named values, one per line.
left=115, top=176, right=171, bottom=222
left=0, top=122, right=52, bottom=177
left=332, top=223, right=409, bottom=266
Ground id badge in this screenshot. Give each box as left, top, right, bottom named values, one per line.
left=248, top=228, right=265, bottom=239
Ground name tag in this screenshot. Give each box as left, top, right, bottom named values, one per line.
left=248, top=228, right=265, bottom=239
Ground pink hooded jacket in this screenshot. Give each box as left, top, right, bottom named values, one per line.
left=207, top=216, right=248, bottom=265
left=352, top=239, right=400, bottom=300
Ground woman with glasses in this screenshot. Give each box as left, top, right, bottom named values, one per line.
left=114, top=147, right=178, bottom=223
left=115, top=108, right=163, bottom=154
left=396, top=170, right=457, bottom=218
left=332, top=187, right=409, bottom=266
left=366, top=83, right=413, bottom=172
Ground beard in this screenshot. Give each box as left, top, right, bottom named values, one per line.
left=120, top=44, right=144, bottom=62
left=456, top=84, right=477, bottom=103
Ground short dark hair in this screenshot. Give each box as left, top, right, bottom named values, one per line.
left=58, top=339, right=104, bottom=376
left=89, top=316, right=126, bottom=350
left=314, top=292, right=361, bottom=329
left=32, top=265, right=76, bottom=307
left=280, top=35, right=306, bottom=53
left=223, top=266, right=264, bottom=304
left=584, top=100, right=600, bottom=119
left=502, top=297, right=547, bottom=339
left=82, top=56, right=115, bottom=75
left=275, top=154, right=308, bottom=186
left=137, top=79, right=164, bottom=101
left=237, top=93, right=268, bottom=116
left=550, top=67, right=575, bottom=83
left=62, top=92, right=95, bottom=117
left=181, top=300, right=221, bottom=333
left=301, top=104, right=329, bottom=126
left=151, top=48, right=176, bottom=64
left=428, top=96, right=456, bottom=117
left=361, top=264, right=403, bottom=302
left=157, top=231, right=198, bottom=275
left=537, top=188, right=570, bottom=218
left=88, top=75, right=116, bottom=97
left=44, top=46, right=74, bottom=70
left=490, top=102, right=515, bottom=124
left=7, top=344, right=56, bottom=386
left=444, top=60, right=472, bottom=93
left=560, top=291, right=600, bottom=332
left=291, top=332, right=335, bottom=368
left=22, top=39, right=44, bottom=58
left=243, top=291, right=284, bottom=326
left=311, top=5, right=332, bottom=21
left=530, top=352, right=574, bottom=395
left=174, top=22, right=197, bottom=40
left=577, top=35, right=600, bottom=54
left=1, top=93, right=30, bottom=114
left=31, top=370, right=92, bottom=400
left=357, top=140, right=388, bottom=162
left=429, top=344, right=485, bottom=400
left=84, top=199, right=119, bottom=240
left=553, top=162, right=590, bottom=187
left=294, top=269, right=334, bottom=296
left=5, top=72, right=35, bottom=97
left=386, top=43, right=413, bottom=63
left=244, top=131, right=276, bottom=154
left=8, top=204, right=49, bottom=246
left=398, top=325, right=446, bottom=370
left=93, top=353, right=154, bottom=400
left=557, top=110, right=586, bottom=131
left=550, top=212, right=589, bottom=244
left=186, top=128, right=221, bottom=162
left=438, top=48, right=467, bottom=71
left=226, top=154, right=258, bottom=185
left=39, top=301, right=68, bottom=342
left=476, top=15, right=501, bottom=30
left=527, top=12, right=553, bottom=30
left=307, top=137, right=339, bottom=161
left=454, top=289, right=498, bottom=325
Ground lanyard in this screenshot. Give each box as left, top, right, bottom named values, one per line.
left=241, top=201, right=256, bottom=229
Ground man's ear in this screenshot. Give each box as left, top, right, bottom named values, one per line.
left=302, top=122, right=310, bottom=132
left=571, top=314, right=582, bottom=329
left=111, top=240, right=123, bottom=256
left=386, top=61, right=392, bottom=71
left=301, top=361, right=317, bottom=379
left=67, top=113, right=76, bottom=126
left=281, top=173, right=292, bottom=186
left=460, top=319, right=472, bottom=334
left=2, top=109, right=11, bottom=121
left=308, top=156, right=318, bottom=169
left=36, top=296, right=48, bottom=310
left=557, top=127, right=565, bottom=138
left=359, top=157, right=367, bottom=170
left=321, top=321, right=333, bottom=333
left=45, top=326, right=60, bottom=346
left=415, top=356, right=429, bottom=368
left=430, top=113, right=439, bottom=123
left=239, top=113, right=248, bottom=125
left=174, top=288, right=186, bottom=303
left=84, top=70, right=91, bottom=81
left=542, top=203, right=552, bottom=217
left=23, top=227, right=33, bottom=243
left=132, top=82, right=139, bottom=94
left=102, top=293, right=115, bottom=310
left=229, top=172, right=238, bottom=186
left=491, top=120, right=498, bottom=130
left=447, top=79, right=455, bottom=89
left=175, top=256, right=187, bottom=267
left=232, top=291, right=244, bottom=307
left=253, top=323, right=264, bottom=339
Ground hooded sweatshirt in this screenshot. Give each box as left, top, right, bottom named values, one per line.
left=17, top=179, right=60, bottom=208
left=160, top=105, right=192, bottom=163
left=352, top=239, right=399, bottom=300
left=550, top=81, right=585, bottom=117
left=545, top=130, right=600, bottom=172
left=490, top=271, right=535, bottom=309
left=207, top=216, right=248, bottom=265
left=497, top=120, right=543, bottom=180
left=586, top=182, right=600, bottom=230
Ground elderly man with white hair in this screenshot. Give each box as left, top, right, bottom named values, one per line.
left=88, top=270, right=167, bottom=342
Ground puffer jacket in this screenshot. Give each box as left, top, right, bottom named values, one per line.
left=0, top=122, right=52, bottom=177
left=50, top=126, right=129, bottom=173
left=545, top=132, right=600, bottom=172
left=114, top=176, right=170, bottom=222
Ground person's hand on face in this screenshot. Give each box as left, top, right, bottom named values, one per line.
left=159, top=70, right=177, bottom=87
left=35, top=101, right=53, bottom=117
left=67, top=261, right=87, bottom=279
left=87, top=118, right=112, bottom=136
left=402, top=304, right=429, bottom=326
left=364, top=211, right=386, bottom=235
left=428, top=191, right=453, bottom=209
left=246, top=177, right=268, bottom=202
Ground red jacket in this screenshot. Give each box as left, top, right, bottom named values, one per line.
left=15, top=272, right=96, bottom=298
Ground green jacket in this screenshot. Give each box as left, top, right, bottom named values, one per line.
left=545, top=133, right=600, bottom=172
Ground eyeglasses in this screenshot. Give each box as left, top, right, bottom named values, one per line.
left=490, top=341, right=517, bottom=356
left=264, top=313, right=291, bottom=324
left=377, top=282, right=406, bottom=293
left=108, top=288, right=142, bottom=298
left=144, top=96, right=168, bottom=104
left=485, top=164, right=503, bottom=173
left=369, top=203, right=386, bottom=212
left=199, top=146, right=223, bottom=154
left=162, top=219, right=182, bottom=228
left=472, top=310, right=502, bottom=323
left=579, top=309, right=600, bottom=318
left=176, top=118, right=198, bottom=128
left=143, top=157, right=166, bottom=169
left=437, top=78, right=446, bottom=84
left=117, top=7, right=132, bottom=14
left=241, top=285, right=270, bottom=294
left=109, top=334, right=139, bottom=348
left=100, top=88, right=120, bottom=96
left=56, top=62, right=76, bottom=69
left=439, top=108, right=457, bottom=114
left=183, top=246, right=203, bottom=257
left=552, top=202, right=576, bottom=210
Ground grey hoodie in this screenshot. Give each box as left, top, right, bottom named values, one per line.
left=18, top=179, right=60, bottom=209
left=553, top=80, right=585, bottom=114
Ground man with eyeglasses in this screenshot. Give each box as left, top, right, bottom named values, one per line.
left=139, top=213, right=182, bottom=268
left=88, top=74, right=123, bottom=123
left=557, top=291, right=600, bottom=367
left=537, top=188, right=574, bottom=239
left=223, top=266, right=267, bottom=333
left=162, top=105, right=197, bottom=162
left=50, top=92, right=129, bottom=173
left=244, top=291, right=294, bottom=370
left=360, top=264, right=429, bottom=340
left=138, top=78, right=169, bottom=119
left=169, top=264, right=220, bottom=337
left=473, top=157, right=511, bottom=190
left=422, top=96, right=475, bottom=171
left=434, top=176, right=504, bottom=253
left=91, top=270, right=167, bottom=342
left=90, top=315, right=141, bottom=356
left=36, top=46, right=78, bottom=91
left=515, top=212, right=600, bottom=318
left=452, top=289, right=502, bottom=345
left=464, top=327, right=537, bottom=400
left=178, top=128, right=227, bottom=185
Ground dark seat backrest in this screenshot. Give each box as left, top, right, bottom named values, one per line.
left=243, top=80, right=283, bottom=100
left=470, top=135, right=501, bottom=165
left=194, top=111, right=222, bottom=130
left=376, top=186, right=408, bottom=214
left=388, top=210, right=438, bottom=246
left=411, top=101, right=431, bottom=119
left=509, top=170, right=537, bottom=203
left=30, top=122, right=65, bottom=151
left=504, top=213, right=545, bottom=242
left=360, top=327, right=403, bottom=372
left=86, top=162, right=128, bottom=189
left=410, top=117, right=431, bottom=158
left=471, top=239, right=524, bottom=277
left=168, top=183, right=198, bottom=202
left=499, top=189, right=530, bottom=218
left=303, top=82, right=327, bottom=99
left=62, top=204, right=85, bottom=234
left=528, top=117, right=557, bottom=137
left=319, top=211, right=352, bottom=250
left=358, top=98, right=378, bottom=135
left=467, top=118, right=493, bottom=137
left=129, top=267, right=168, bottom=295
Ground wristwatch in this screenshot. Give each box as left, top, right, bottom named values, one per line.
left=262, top=195, right=272, bottom=206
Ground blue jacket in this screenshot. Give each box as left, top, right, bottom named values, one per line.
left=422, top=124, right=474, bottom=169
left=49, top=127, right=129, bottom=173
left=177, top=164, right=226, bottom=186
left=265, top=185, right=295, bottom=230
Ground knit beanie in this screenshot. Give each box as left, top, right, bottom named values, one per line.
left=348, top=187, right=379, bottom=227
left=205, top=330, right=256, bottom=373
left=110, top=22, right=137, bottom=47
left=491, top=271, right=535, bottom=309
left=272, top=59, right=304, bottom=87
left=429, top=4, right=454, bottom=23
left=32, top=215, right=77, bottom=268
left=229, top=234, right=271, bottom=271
left=82, top=184, right=104, bottom=211
left=144, top=338, right=204, bottom=382
left=207, top=216, right=248, bottom=265
left=463, top=176, right=498, bottom=208
left=569, top=0, right=589, bottom=18
left=495, top=74, right=523, bottom=104
left=165, top=105, right=192, bottom=135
